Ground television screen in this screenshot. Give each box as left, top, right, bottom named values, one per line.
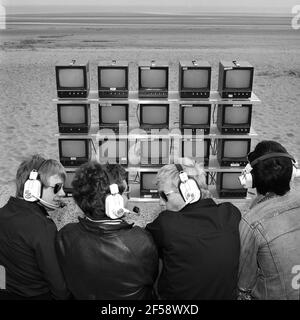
left=183, top=139, right=208, bottom=158
left=58, top=68, right=85, bottom=88
left=223, top=140, right=249, bottom=158
left=65, top=171, right=76, bottom=189
left=60, top=140, right=87, bottom=158
left=118, top=140, right=127, bottom=159
left=183, top=69, right=209, bottom=88
left=99, top=139, right=127, bottom=161
left=140, top=69, right=167, bottom=88
left=100, top=68, right=126, bottom=88
left=225, top=69, right=251, bottom=89
left=182, top=106, right=209, bottom=125
left=224, top=106, right=249, bottom=125
left=141, top=105, right=168, bottom=125
left=222, top=172, right=243, bottom=189
left=59, top=105, right=86, bottom=124
left=100, top=105, right=127, bottom=125
left=141, top=173, right=157, bottom=190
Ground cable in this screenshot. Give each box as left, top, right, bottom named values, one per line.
left=212, top=103, right=217, bottom=124
left=136, top=104, right=140, bottom=126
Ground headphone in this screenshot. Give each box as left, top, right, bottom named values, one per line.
left=239, top=152, right=300, bottom=189
left=23, top=162, right=66, bottom=210
left=104, top=170, right=129, bottom=219
left=160, top=164, right=202, bottom=204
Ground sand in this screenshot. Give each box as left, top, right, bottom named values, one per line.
left=0, top=14, right=299, bottom=229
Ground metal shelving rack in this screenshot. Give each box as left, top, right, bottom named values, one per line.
left=54, top=90, right=261, bottom=204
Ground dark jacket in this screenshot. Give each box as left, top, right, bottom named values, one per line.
left=56, top=217, right=158, bottom=300
left=0, top=197, right=69, bottom=299
left=146, top=198, right=241, bottom=300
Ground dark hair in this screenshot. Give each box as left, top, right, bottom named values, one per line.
left=16, top=154, right=46, bottom=197
left=104, top=163, right=127, bottom=194
left=72, top=162, right=127, bottom=219
left=249, top=140, right=293, bottom=196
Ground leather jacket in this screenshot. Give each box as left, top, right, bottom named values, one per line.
left=56, top=217, right=158, bottom=300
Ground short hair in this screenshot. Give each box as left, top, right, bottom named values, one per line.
left=15, top=154, right=66, bottom=198
left=39, top=159, right=66, bottom=186
left=104, top=163, right=127, bottom=194
left=157, top=157, right=211, bottom=200
left=249, top=140, right=293, bottom=196
left=72, top=162, right=126, bottom=219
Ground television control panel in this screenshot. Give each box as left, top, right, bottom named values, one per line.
left=98, top=90, right=128, bottom=98
left=57, top=90, right=89, bottom=98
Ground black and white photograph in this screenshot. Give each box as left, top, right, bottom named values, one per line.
left=0, top=0, right=300, bottom=310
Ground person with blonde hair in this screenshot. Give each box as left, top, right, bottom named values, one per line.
left=0, top=154, right=69, bottom=300
left=146, top=158, right=241, bottom=300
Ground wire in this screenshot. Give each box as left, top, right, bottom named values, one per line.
left=136, top=104, right=140, bottom=125
left=212, top=103, right=217, bottom=124
left=91, top=139, right=97, bottom=155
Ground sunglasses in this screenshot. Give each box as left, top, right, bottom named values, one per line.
left=46, top=183, right=64, bottom=194
left=158, top=190, right=174, bottom=202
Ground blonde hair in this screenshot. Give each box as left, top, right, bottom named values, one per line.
left=156, top=157, right=211, bottom=199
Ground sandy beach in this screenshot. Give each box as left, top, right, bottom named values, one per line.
left=0, top=13, right=299, bottom=228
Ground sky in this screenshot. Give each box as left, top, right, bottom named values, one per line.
left=2, top=0, right=297, bottom=14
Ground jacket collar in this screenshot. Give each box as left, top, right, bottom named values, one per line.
left=78, top=216, right=133, bottom=233
left=8, top=196, right=50, bottom=218
left=180, top=198, right=216, bottom=213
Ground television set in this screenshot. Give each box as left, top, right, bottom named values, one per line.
left=55, top=60, right=90, bottom=98
left=180, top=104, right=211, bottom=135
left=179, top=60, right=211, bottom=98
left=99, top=138, right=128, bottom=165
left=57, top=103, right=91, bottom=134
left=140, top=104, right=169, bottom=130
left=140, top=172, right=159, bottom=198
left=217, top=139, right=251, bottom=167
left=140, top=138, right=169, bottom=166
left=181, top=138, right=210, bottom=166
left=64, top=170, right=76, bottom=196
left=217, top=104, right=252, bottom=134
left=98, top=61, right=128, bottom=98
left=138, top=61, right=169, bottom=98
left=216, top=172, right=248, bottom=198
left=218, top=60, right=254, bottom=99
left=98, top=104, right=128, bottom=133
left=59, top=139, right=91, bottom=167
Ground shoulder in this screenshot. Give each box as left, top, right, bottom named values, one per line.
left=57, top=222, right=80, bottom=239
left=216, top=201, right=242, bottom=220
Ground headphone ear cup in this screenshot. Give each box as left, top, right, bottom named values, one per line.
left=23, top=179, right=42, bottom=202
left=105, top=194, right=125, bottom=219
left=292, top=164, right=300, bottom=180
left=178, top=178, right=201, bottom=204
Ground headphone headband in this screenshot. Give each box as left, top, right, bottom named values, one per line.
left=175, top=164, right=183, bottom=173
left=250, top=153, right=295, bottom=167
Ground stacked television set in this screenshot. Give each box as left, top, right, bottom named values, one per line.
left=138, top=61, right=169, bottom=98
left=54, top=58, right=258, bottom=201
left=215, top=60, right=254, bottom=198
left=55, top=60, right=90, bottom=98
left=98, top=61, right=129, bottom=98
left=179, top=60, right=211, bottom=98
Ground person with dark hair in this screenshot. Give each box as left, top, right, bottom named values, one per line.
left=56, top=162, right=158, bottom=300
left=0, top=154, right=69, bottom=300
left=146, top=158, right=241, bottom=300
left=238, top=140, right=300, bottom=300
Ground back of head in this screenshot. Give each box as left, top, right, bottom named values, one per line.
left=72, top=161, right=110, bottom=219
left=157, top=157, right=211, bottom=200
left=16, top=154, right=66, bottom=198
left=103, top=163, right=127, bottom=194
left=249, top=140, right=293, bottom=196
